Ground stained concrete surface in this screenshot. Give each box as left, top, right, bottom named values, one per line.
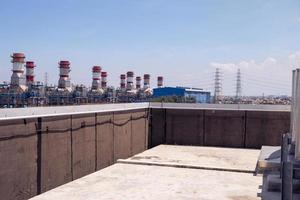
left=0, top=118, right=38, bottom=200
left=245, top=111, right=290, bottom=148
left=31, top=145, right=262, bottom=200
left=120, top=145, right=260, bottom=173
left=31, top=163, right=261, bottom=200
left=96, top=113, right=114, bottom=170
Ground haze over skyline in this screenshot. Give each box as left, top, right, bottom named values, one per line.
left=0, top=0, right=299, bottom=96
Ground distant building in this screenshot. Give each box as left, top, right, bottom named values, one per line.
left=153, top=87, right=211, bottom=103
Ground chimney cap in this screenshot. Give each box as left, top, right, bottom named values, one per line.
left=25, top=61, right=35, bottom=68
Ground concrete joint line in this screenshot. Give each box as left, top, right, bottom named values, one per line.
left=116, top=159, right=255, bottom=174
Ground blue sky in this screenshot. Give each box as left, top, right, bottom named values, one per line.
left=0, top=0, right=299, bottom=95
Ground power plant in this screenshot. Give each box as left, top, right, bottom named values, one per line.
left=0, top=52, right=168, bottom=107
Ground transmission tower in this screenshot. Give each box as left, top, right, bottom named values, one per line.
left=44, top=72, right=48, bottom=87
left=235, top=69, right=242, bottom=102
left=214, top=68, right=222, bottom=103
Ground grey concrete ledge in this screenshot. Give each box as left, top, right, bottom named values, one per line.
left=0, top=102, right=150, bottom=121
left=150, top=102, right=290, bottom=112
left=0, top=102, right=290, bottom=121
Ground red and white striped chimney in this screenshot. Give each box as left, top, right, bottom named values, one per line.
left=120, top=74, right=126, bottom=91
left=143, top=74, right=150, bottom=89
left=157, top=76, right=163, bottom=87
left=10, top=53, right=27, bottom=90
left=58, top=60, right=71, bottom=91
left=25, top=61, right=35, bottom=86
left=126, top=71, right=134, bottom=90
left=101, top=71, right=107, bottom=89
left=136, top=76, right=141, bottom=89
left=92, top=66, right=101, bottom=90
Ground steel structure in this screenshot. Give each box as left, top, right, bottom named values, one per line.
left=214, top=68, right=222, bottom=103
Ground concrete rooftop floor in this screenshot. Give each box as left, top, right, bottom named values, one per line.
left=31, top=145, right=262, bottom=200
left=119, top=145, right=260, bottom=173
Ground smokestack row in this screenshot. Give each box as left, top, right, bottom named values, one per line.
left=119, top=72, right=152, bottom=91
left=58, top=60, right=71, bottom=91
left=118, top=73, right=165, bottom=91
left=9, top=53, right=165, bottom=92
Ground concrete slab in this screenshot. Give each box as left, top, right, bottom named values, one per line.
left=119, top=145, right=260, bottom=173
left=31, top=163, right=262, bottom=200
left=257, top=146, right=281, bottom=173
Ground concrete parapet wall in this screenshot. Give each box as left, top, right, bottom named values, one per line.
left=96, top=112, right=114, bottom=170
left=0, top=103, right=290, bottom=200
left=150, top=108, right=290, bottom=149
left=0, top=108, right=149, bottom=200
left=0, top=118, right=38, bottom=200
left=245, top=111, right=290, bottom=148
left=205, top=110, right=245, bottom=148
left=41, top=116, right=72, bottom=193
left=71, top=114, right=96, bottom=180
left=166, top=109, right=204, bottom=145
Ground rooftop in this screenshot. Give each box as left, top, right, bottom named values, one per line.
left=31, top=145, right=262, bottom=200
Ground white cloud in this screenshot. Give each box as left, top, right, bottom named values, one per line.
left=289, top=51, right=300, bottom=60
left=210, top=58, right=276, bottom=72
left=210, top=62, right=237, bottom=72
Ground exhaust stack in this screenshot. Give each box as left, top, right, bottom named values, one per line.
left=143, top=74, right=150, bottom=89
left=120, top=74, right=126, bottom=91
left=126, top=71, right=134, bottom=90
left=10, top=53, right=27, bottom=91
left=92, top=66, right=101, bottom=90
left=101, top=71, right=107, bottom=89
left=26, top=61, right=35, bottom=86
left=58, top=60, right=71, bottom=91
left=136, top=76, right=141, bottom=89
left=157, top=76, right=163, bottom=87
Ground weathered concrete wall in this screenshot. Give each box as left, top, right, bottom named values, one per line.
left=205, top=110, right=245, bottom=148
left=131, top=109, right=148, bottom=155
left=245, top=111, right=290, bottom=148
left=0, top=118, right=38, bottom=200
left=113, top=111, right=132, bottom=161
left=150, top=108, right=290, bottom=149
left=0, top=108, right=149, bottom=200
left=96, top=112, right=114, bottom=170
left=150, top=109, right=166, bottom=147
left=0, top=105, right=290, bottom=200
left=41, top=116, right=72, bottom=193
left=71, top=114, right=96, bottom=180
left=166, top=109, right=204, bottom=145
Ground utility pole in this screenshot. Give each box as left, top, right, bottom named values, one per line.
left=214, top=68, right=222, bottom=103
left=235, top=68, right=242, bottom=103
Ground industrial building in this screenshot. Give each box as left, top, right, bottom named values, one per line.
left=153, top=86, right=211, bottom=103
left=0, top=52, right=171, bottom=107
